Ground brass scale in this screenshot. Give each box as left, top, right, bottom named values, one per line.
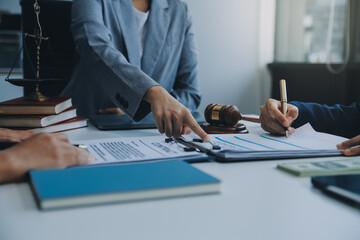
left=5, top=0, right=65, bottom=101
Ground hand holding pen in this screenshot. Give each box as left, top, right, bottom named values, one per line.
left=259, top=81, right=299, bottom=136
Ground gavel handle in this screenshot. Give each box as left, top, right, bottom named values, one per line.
left=241, top=116, right=261, bottom=123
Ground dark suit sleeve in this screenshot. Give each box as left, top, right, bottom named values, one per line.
left=290, top=101, right=360, bottom=138
left=71, top=0, right=158, bottom=121
left=169, top=4, right=201, bottom=111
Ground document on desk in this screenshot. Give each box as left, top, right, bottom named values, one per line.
left=72, top=136, right=207, bottom=165
left=73, top=124, right=346, bottom=164
left=205, top=124, right=346, bottom=161
left=208, top=123, right=346, bottom=151
left=205, top=124, right=347, bottom=162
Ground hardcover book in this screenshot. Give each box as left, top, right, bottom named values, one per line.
left=0, top=108, right=77, bottom=127
left=29, top=160, right=221, bottom=210
left=31, top=117, right=87, bottom=133
left=0, top=97, right=72, bottom=115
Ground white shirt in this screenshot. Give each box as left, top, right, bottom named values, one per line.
left=133, top=7, right=149, bottom=60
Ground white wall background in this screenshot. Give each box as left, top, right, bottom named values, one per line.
left=184, top=0, right=275, bottom=114
left=0, top=0, right=275, bottom=115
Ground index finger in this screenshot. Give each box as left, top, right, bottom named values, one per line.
left=184, top=114, right=210, bottom=142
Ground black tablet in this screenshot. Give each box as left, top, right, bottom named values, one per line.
left=312, top=174, right=360, bottom=208
left=88, top=111, right=205, bottom=130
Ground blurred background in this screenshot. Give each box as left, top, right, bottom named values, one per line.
left=0, top=0, right=359, bottom=114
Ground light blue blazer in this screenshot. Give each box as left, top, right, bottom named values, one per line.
left=62, top=0, right=201, bottom=121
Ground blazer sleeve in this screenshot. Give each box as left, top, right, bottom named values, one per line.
left=169, top=4, right=201, bottom=111
left=290, top=101, right=360, bottom=138
left=71, top=0, right=158, bottom=121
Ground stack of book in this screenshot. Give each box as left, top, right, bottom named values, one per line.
left=0, top=96, right=87, bottom=133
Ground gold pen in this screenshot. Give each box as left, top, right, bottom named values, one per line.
left=279, top=79, right=289, bottom=138
left=73, top=144, right=88, bottom=149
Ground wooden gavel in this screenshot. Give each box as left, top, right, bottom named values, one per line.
left=204, top=104, right=260, bottom=127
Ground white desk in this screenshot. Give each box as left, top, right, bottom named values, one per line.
left=1, top=122, right=360, bottom=240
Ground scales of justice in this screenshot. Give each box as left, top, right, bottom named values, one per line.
left=4, top=0, right=65, bottom=101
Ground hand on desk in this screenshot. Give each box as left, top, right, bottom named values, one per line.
left=337, top=135, right=360, bottom=156
left=0, top=128, right=36, bottom=142
left=260, top=98, right=298, bottom=136
left=144, top=86, right=210, bottom=142
left=0, top=132, right=94, bottom=183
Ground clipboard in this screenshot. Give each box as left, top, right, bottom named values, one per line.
left=175, top=137, right=343, bottom=163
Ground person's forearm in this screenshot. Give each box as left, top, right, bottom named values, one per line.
left=291, top=101, right=360, bottom=138
left=143, top=86, right=164, bottom=103
left=0, top=151, right=24, bottom=183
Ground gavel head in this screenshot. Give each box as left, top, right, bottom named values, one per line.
left=204, top=104, right=242, bottom=127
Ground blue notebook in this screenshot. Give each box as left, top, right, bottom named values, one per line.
left=29, top=161, right=220, bottom=210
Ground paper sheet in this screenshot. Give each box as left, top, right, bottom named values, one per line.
left=205, top=124, right=347, bottom=151
left=73, top=124, right=347, bottom=164
left=72, top=136, right=204, bottom=165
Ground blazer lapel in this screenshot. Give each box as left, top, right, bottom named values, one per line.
left=114, top=0, right=141, bottom=67
left=141, top=0, right=170, bottom=76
